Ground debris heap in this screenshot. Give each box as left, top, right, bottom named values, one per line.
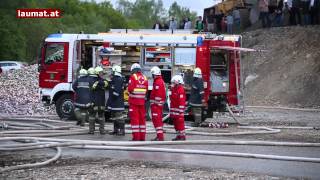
left=0, top=65, right=55, bottom=115
left=242, top=26, right=320, bottom=108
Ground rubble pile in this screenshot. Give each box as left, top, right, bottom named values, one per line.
left=242, top=26, right=320, bottom=108
left=0, top=65, right=55, bottom=115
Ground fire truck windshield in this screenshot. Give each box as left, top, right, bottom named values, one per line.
left=44, top=43, right=64, bottom=64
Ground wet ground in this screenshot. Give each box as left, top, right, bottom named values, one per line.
left=1, top=107, right=320, bottom=179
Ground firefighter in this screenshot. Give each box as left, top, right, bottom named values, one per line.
left=189, top=67, right=205, bottom=127
left=107, top=65, right=125, bottom=136
left=150, top=66, right=166, bottom=141
left=88, top=66, right=108, bottom=135
left=170, top=75, right=186, bottom=141
left=128, top=63, right=148, bottom=141
left=72, top=69, right=91, bottom=126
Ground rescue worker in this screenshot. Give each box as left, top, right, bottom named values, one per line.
left=107, top=65, right=125, bottom=136
left=170, top=75, right=186, bottom=141
left=189, top=67, right=205, bottom=127
left=150, top=66, right=166, bottom=141
left=88, top=66, right=108, bottom=135
left=128, top=63, right=148, bottom=141
left=72, top=69, right=91, bottom=126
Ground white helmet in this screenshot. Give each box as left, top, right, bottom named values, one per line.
left=171, top=75, right=184, bottom=85
left=79, top=69, right=87, bottom=76
left=112, top=65, right=122, bottom=76
left=130, top=63, right=141, bottom=72
left=150, top=66, right=161, bottom=75
left=193, top=67, right=202, bottom=78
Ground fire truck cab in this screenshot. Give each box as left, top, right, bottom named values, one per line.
left=39, top=29, right=243, bottom=120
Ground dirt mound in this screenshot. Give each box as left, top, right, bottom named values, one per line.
left=0, top=65, right=54, bottom=115
left=242, top=26, right=320, bottom=108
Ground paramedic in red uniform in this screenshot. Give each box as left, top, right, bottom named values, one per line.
left=170, top=75, right=186, bottom=141
left=128, top=63, right=148, bottom=141
left=150, top=66, right=166, bottom=141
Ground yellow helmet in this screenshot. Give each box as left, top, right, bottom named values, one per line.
left=79, top=69, right=87, bottom=75
left=95, top=66, right=104, bottom=75
left=87, top=67, right=95, bottom=75
left=194, top=67, right=202, bottom=78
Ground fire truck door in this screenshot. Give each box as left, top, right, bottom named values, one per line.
left=39, top=42, right=69, bottom=89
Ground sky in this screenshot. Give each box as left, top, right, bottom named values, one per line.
left=98, top=0, right=221, bottom=16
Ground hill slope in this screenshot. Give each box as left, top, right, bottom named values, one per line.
left=242, top=26, right=320, bottom=108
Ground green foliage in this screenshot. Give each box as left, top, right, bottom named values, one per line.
left=0, top=0, right=128, bottom=63
left=168, top=2, right=197, bottom=25
left=0, top=0, right=198, bottom=63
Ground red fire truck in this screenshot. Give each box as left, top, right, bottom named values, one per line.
left=38, top=29, right=246, bottom=120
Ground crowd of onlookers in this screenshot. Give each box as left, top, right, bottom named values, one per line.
left=152, top=13, right=240, bottom=34
left=259, top=0, right=320, bottom=27
left=152, top=0, right=319, bottom=34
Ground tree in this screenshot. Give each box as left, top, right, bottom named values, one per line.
left=168, top=1, right=197, bottom=26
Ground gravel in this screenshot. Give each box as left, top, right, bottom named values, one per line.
left=0, top=156, right=290, bottom=180
left=0, top=65, right=55, bottom=115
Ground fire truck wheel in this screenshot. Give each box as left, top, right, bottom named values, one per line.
left=56, top=94, right=75, bottom=120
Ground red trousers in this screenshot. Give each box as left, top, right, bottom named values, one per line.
left=171, top=115, right=185, bottom=138
left=129, top=104, right=146, bottom=141
left=151, top=104, right=164, bottom=140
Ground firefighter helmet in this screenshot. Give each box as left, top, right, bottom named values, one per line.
left=130, top=63, right=141, bottom=72
left=193, top=67, right=202, bottom=78
left=171, top=75, right=184, bottom=85
left=88, top=67, right=95, bottom=75
left=79, top=69, right=87, bottom=75
left=176, top=75, right=184, bottom=84
left=95, top=66, right=104, bottom=75
left=150, top=66, right=161, bottom=75
left=112, top=65, right=122, bottom=76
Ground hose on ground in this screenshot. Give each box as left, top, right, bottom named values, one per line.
left=1, top=137, right=320, bottom=149
left=0, top=146, right=61, bottom=173
left=77, top=145, right=320, bottom=163
left=1, top=139, right=320, bottom=163
left=247, top=106, right=320, bottom=112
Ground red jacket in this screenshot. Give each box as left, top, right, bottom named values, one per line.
left=128, top=72, right=148, bottom=105
left=150, top=75, right=166, bottom=106
left=170, top=84, right=186, bottom=117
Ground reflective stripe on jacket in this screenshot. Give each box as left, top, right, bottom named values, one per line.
left=128, top=72, right=148, bottom=105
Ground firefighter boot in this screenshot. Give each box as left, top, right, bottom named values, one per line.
left=172, top=135, right=186, bottom=141
left=99, top=117, right=106, bottom=135
left=192, top=107, right=202, bottom=127
left=117, top=122, right=125, bottom=136
left=88, top=117, right=95, bottom=134
left=109, top=121, right=119, bottom=135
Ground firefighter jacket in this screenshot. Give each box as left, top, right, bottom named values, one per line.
left=89, top=75, right=108, bottom=107
left=150, top=75, right=166, bottom=107
left=189, top=77, right=204, bottom=106
left=72, top=75, right=91, bottom=108
left=128, top=72, right=148, bottom=105
left=170, top=84, right=186, bottom=117
left=107, top=75, right=125, bottom=111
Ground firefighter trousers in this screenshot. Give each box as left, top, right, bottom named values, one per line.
left=129, top=104, right=146, bottom=141
left=110, top=111, right=125, bottom=135
left=151, top=104, right=164, bottom=140
left=172, top=115, right=186, bottom=139
left=191, top=106, right=202, bottom=127
left=88, top=106, right=105, bottom=134
left=74, top=107, right=88, bottom=126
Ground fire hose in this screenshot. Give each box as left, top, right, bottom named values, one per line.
left=1, top=114, right=320, bottom=172
left=1, top=137, right=320, bottom=173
